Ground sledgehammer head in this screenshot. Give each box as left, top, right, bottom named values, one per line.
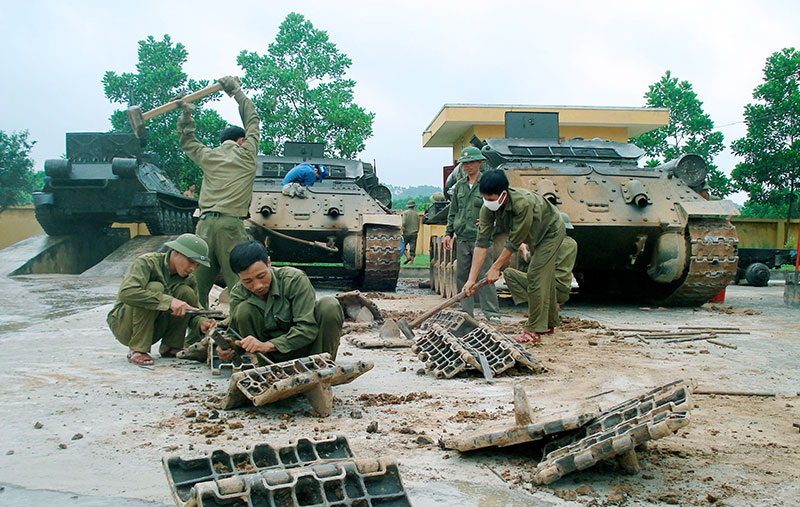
left=127, top=105, right=147, bottom=140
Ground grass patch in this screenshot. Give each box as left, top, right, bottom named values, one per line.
left=403, top=253, right=430, bottom=267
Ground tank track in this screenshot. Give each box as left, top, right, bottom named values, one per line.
left=657, top=218, right=739, bottom=306
left=142, top=202, right=195, bottom=236
left=362, top=225, right=402, bottom=291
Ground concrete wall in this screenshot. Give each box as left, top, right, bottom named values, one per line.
left=732, top=217, right=799, bottom=249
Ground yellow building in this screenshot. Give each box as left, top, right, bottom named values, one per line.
left=422, top=104, right=669, bottom=160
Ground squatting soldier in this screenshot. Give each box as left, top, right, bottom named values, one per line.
left=463, top=169, right=564, bottom=343
left=401, top=200, right=420, bottom=265
left=107, top=234, right=217, bottom=366
left=217, top=240, right=344, bottom=364
left=177, top=75, right=260, bottom=310
left=504, top=212, right=578, bottom=307
left=443, top=146, right=500, bottom=321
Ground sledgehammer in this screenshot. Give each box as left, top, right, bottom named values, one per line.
left=381, top=277, right=489, bottom=339
left=126, top=81, right=225, bottom=140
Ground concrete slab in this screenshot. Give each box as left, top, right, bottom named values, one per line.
left=82, top=235, right=177, bottom=278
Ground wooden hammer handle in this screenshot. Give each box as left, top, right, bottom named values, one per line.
left=142, top=82, right=224, bottom=121
left=409, top=277, right=489, bottom=329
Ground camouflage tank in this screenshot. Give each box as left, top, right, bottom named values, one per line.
left=429, top=112, right=739, bottom=306
left=33, top=132, right=197, bottom=236
left=247, top=142, right=402, bottom=291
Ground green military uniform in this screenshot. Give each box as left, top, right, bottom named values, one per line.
left=505, top=235, right=578, bottom=306
left=447, top=172, right=500, bottom=318
left=177, top=89, right=260, bottom=309
left=477, top=188, right=565, bottom=333
left=229, top=266, right=344, bottom=363
left=107, top=252, right=204, bottom=353
left=401, top=206, right=420, bottom=258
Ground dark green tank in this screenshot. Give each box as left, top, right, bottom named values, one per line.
left=33, top=132, right=197, bottom=236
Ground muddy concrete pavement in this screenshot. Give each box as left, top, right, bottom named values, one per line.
left=0, top=272, right=798, bottom=505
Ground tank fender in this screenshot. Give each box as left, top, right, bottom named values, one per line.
left=621, top=179, right=650, bottom=207
left=33, top=191, right=54, bottom=207
left=646, top=232, right=688, bottom=283
left=361, top=214, right=402, bottom=228
left=677, top=200, right=740, bottom=217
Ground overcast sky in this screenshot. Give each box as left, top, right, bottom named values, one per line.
left=1, top=0, right=798, bottom=203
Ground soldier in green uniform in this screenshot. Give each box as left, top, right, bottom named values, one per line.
left=217, top=240, right=344, bottom=365
left=504, top=212, right=578, bottom=306
left=463, top=170, right=565, bottom=343
left=177, top=75, right=260, bottom=310
left=401, top=201, right=420, bottom=264
left=443, top=146, right=500, bottom=321
left=107, top=234, right=217, bottom=366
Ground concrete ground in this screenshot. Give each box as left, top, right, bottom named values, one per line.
left=0, top=269, right=798, bottom=506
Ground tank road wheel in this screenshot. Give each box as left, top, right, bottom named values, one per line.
left=744, top=262, right=770, bottom=287
left=362, top=225, right=402, bottom=292
left=653, top=218, right=739, bottom=306
left=143, top=205, right=166, bottom=235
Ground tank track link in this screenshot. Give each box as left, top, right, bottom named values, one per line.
left=659, top=218, right=739, bottom=306
left=142, top=202, right=195, bottom=236
left=418, top=309, right=480, bottom=336
left=163, top=436, right=354, bottom=505
left=212, top=353, right=373, bottom=416
left=362, top=226, right=402, bottom=292
left=533, top=380, right=693, bottom=485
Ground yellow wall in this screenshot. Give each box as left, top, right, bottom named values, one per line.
left=732, top=217, right=799, bottom=249
left=0, top=206, right=149, bottom=249
left=0, top=206, right=44, bottom=249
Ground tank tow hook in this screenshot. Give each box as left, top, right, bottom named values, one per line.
left=629, top=234, right=647, bottom=265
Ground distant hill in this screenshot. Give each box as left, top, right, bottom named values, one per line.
left=385, top=184, right=441, bottom=200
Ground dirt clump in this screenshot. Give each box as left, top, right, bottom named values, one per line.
left=357, top=392, right=433, bottom=406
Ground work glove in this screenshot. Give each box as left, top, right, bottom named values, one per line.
left=218, top=76, right=241, bottom=96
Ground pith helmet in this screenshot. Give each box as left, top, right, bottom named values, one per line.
left=407, top=200, right=416, bottom=208
left=165, top=233, right=211, bottom=267
left=430, top=192, right=446, bottom=202
left=457, top=146, right=486, bottom=164
left=559, top=212, right=574, bottom=230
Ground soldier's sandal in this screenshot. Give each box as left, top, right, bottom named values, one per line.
left=128, top=351, right=154, bottom=366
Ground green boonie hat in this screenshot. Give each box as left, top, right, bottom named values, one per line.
left=407, top=200, right=416, bottom=208
left=559, top=212, right=574, bottom=230
left=457, top=146, right=486, bottom=164
left=165, top=233, right=211, bottom=267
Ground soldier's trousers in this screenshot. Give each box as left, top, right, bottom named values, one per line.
left=523, top=224, right=566, bottom=333
left=194, top=215, right=249, bottom=309
left=231, top=296, right=344, bottom=364
left=504, top=234, right=576, bottom=308
left=456, top=239, right=500, bottom=318
left=107, top=282, right=195, bottom=353
left=403, top=233, right=418, bottom=258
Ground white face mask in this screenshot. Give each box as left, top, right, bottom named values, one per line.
left=483, top=191, right=506, bottom=211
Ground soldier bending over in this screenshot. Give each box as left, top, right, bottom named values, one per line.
left=107, top=234, right=217, bottom=366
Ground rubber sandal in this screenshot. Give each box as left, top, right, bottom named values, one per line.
left=543, top=328, right=554, bottom=334
left=513, top=330, right=541, bottom=344
left=127, top=351, right=154, bottom=366
left=159, top=346, right=182, bottom=358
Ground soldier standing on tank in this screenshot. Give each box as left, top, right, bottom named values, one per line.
left=216, top=240, right=344, bottom=364
left=107, top=234, right=217, bottom=366
left=443, top=147, right=501, bottom=321
left=463, top=169, right=564, bottom=343
left=176, top=76, right=260, bottom=311
left=401, top=200, right=420, bottom=265
left=504, top=212, right=578, bottom=307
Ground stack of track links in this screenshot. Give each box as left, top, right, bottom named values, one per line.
left=163, top=435, right=411, bottom=506
left=441, top=380, right=693, bottom=484
left=411, top=310, right=545, bottom=379
left=212, top=353, right=373, bottom=417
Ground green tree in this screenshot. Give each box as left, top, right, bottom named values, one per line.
left=0, top=130, right=37, bottom=214
left=630, top=70, right=729, bottom=196
left=103, top=35, right=228, bottom=189
left=731, top=48, right=800, bottom=244
left=237, top=12, right=375, bottom=158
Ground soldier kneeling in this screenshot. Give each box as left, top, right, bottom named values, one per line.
left=218, top=240, right=343, bottom=365
left=107, top=234, right=217, bottom=366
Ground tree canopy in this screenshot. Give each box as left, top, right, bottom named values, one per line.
left=731, top=48, right=800, bottom=239
left=630, top=71, right=729, bottom=196
left=103, top=35, right=228, bottom=189
left=237, top=12, right=375, bottom=158
left=0, top=130, right=37, bottom=214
